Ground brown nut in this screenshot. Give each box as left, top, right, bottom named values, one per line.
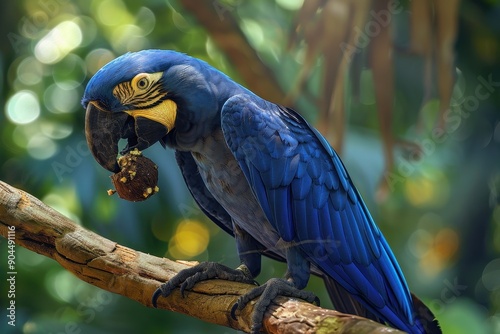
left=109, top=149, right=159, bottom=202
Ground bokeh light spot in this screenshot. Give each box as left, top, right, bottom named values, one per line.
left=17, top=57, right=44, bottom=86
left=43, top=191, right=81, bottom=223
left=44, top=84, right=80, bottom=113
left=11, top=126, right=30, bottom=149
left=111, top=24, right=149, bottom=53
left=482, top=258, right=500, bottom=292
left=241, top=19, right=265, bottom=48
left=136, top=7, right=156, bottom=35
left=18, top=247, right=46, bottom=268
left=433, top=228, right=459, bottom=262
left=52, top=53, right=87, bottom=89
left=46, top=270, right=79, bottom=302
left=6, top=90, right=40, bottom=125
left=41, top=122, right=73, bottom=140
left=405, top=171, right=449, bottom=207
left=405, top=177, right=435, bottom=206
left=169, top=220, right=209, bottom=258
left=85, top=48, right=115, bottom=75
left=95, top=0, right=132, bottom=26
left=276, top=0, right=304, bottom=11
left=416, top=227, right=459, bottom=276
left=408, top=229, right=433, bottom=258
left=74, top=15, right=98, bottom=47
left=171, top=8, right=189, bottom=31
left=34, top=21, right=83, bottom=64
left=27, top=134, right=58, bottom=160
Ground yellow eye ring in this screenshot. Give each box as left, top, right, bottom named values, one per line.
left=133, top=73, right=150, bottom=90
left=137, top=78, right=148, bottom=89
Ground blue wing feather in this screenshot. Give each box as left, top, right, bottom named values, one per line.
left=221, top=94, right=422, bottom=333
left=291, top=172, right=312, bottom=200
left=304, top=196, right=320, bottom=245
left=282, top=154, right=300, bottom=185
left=269, top=187, right=294, bottom=241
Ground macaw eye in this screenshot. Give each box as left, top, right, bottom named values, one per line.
left=132, top=73, right=152, bottom=91
left=137, top=77, right=149, bottom=90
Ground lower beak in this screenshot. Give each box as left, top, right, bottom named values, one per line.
left=85, top=100, right=174, bottom=172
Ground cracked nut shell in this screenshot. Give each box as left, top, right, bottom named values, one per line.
left=110, top=149, right=159, bottom=202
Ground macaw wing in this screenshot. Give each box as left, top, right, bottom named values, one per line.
left=175, top=150, right=234, bottom=236
left=221, top=94, right=416, bottom=331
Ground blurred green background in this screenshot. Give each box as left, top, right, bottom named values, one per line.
left=1, top=0, right=499, bottom=333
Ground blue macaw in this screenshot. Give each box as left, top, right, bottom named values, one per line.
left=83, top=50, right=440, bottom=334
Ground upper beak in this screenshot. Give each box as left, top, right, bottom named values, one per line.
left=85, top=100, right=176, bottom=172
left=85, top=101, right=127, bottom=172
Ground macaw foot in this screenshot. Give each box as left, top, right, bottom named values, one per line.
left=152, top=262, right=257, bottom=307
left=231, top=278, right=320, bottom=334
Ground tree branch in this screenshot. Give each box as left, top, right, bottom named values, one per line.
left=0, top=180, right=402, bottom=333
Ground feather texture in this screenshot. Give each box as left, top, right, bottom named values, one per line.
left=221, top=95, right=425, bottom=333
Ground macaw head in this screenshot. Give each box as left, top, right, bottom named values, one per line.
left=82, top=49, right=231, bottom=172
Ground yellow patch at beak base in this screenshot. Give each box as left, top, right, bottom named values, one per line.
left=126, top=99, right=177, bottom=132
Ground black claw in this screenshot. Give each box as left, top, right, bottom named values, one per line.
left=151, top=262, right=319, bottom=334
left=152, top=287, right=163, bottom=308
left=229, top=278, right=319, bottom=333
left=151, top=262, right=256, bottom=309
left=230, top=302, right=239, bottom=320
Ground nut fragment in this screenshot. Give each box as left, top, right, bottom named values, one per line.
left=109, top=149, right=159, bottom=202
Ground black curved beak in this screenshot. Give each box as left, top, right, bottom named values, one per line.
left=85, top=101, right=171, bottom=173
left=85, top=102, right=125, bottom=172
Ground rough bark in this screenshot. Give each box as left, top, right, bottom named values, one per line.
left=0, top=180, right=403, bottom=333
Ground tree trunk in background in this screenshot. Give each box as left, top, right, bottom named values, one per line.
left=179, top=0, right=287, bottom=105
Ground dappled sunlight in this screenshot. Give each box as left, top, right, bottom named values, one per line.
left=241, top=19, right=265, bottom=48
left=26, top=133, right=58, bottom=160
left=34, top=21, right=83, bottom=64
left=44, top=84, right=80, bottom=114
left=408, top=228, right=434, bottom=259
left=419, top=228, right=460, bottom=276
left=110, top=24, right=150, bottom=53
left=6, top=90, right=40, bottom=125
left=404, top=171, right=450, bottom=208
left=16, top=57, right=44, bottom=86
left=481, top=258, right=500, bottom=292
left=42, top=187, right=82, bottom=224
left=168, top=219, right=210, bottom=259
left=52, top=54, right=87, bottom=90
left=39, top=122, right=73, bottom=140
left=85, top=48, right=116, bottom=75
left=408, top=226, right=459, bottom=277
left=93, top=0, right=133, bottom=27
left=275, top=0, right=304, bottom=11
left=45, top=270, right=80, bottom=303
left=408, top=211, right=460, bottom=277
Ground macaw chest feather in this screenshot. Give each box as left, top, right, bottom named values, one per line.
left=190, top=132, right=280, bottom=253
